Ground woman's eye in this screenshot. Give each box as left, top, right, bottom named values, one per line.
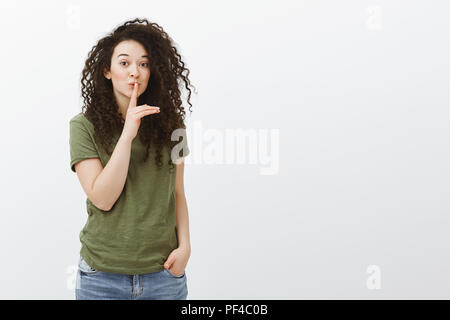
left=120, top=61, right=149, bottom=67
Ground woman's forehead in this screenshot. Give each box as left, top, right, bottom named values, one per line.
left=113, top=40, right=148, bottom=58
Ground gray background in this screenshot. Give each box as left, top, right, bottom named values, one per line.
left=0, top=0, right=448, bottom=299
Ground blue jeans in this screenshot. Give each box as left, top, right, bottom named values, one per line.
left=75, top=255, right=188, bottom=300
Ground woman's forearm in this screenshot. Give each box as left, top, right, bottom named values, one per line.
left=92, top=133, right=133, bottom=211
left=175, top=192, right=191, bottom=252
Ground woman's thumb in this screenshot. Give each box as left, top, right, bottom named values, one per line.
left=164, top=253, right=175, bottom=269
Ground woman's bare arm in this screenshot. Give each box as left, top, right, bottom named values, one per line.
left=75, top=133, right=132, bottom=211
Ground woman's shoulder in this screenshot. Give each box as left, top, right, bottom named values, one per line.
left=70, top=112, right=94, bottom=129
left=70, top=112, right=87, bottom=122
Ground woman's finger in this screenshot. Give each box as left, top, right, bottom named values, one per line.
left=136, top=109, right=160, bottom=118
left=135, top=105, right=159, bottom=112
left=129, top=82, right=139, bottom=108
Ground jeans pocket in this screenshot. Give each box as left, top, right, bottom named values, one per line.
left=164, top=268, right=185, bottom=278
left=78, top=255, right=99, bottom=274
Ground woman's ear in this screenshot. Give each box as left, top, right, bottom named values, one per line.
left=104, top=68, right=111, bottom=80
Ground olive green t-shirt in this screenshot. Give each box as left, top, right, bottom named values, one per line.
left=69, top=113, right=189, bottom=274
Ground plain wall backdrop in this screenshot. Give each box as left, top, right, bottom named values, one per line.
left=0, top=0, right=449, bottom=299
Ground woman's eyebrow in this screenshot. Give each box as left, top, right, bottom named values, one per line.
left=117, top=54, right=149, bottom=58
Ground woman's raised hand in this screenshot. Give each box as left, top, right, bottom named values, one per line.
left=122, top=81, right=160, bottom=141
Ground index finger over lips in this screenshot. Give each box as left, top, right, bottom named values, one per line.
left=129, top=82, right=139, bottom=108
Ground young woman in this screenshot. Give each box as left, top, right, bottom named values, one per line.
left=69, top=18, right=195, bottom=300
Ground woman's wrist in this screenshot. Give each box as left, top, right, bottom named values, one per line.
left=178, top=242, right=191, bottom=253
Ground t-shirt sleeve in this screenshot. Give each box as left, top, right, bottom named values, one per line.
left=180, top=131, right=190, bottom=158
left=172, top=128, right=190, bottom=164
left=69, top=118, right=100, bottom=173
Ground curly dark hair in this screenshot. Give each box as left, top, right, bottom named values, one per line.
left=80, top=17, right=195, bottom=173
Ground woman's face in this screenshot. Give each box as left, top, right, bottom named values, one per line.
left=104, top=39, right=151, bottom=101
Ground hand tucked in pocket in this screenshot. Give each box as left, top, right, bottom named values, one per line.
left=164, top=245, right=191, bottom=276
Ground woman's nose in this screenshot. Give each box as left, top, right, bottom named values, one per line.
left=129, top=64, right=140, bottom=77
